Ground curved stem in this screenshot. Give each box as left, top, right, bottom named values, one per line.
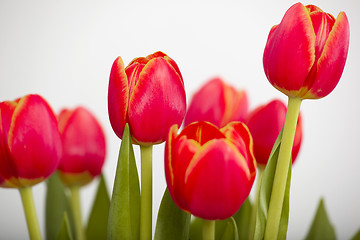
left=70, top=185, right=85, bottom=240
left=140, top=145, right=153, bottom=240
left=248, top=167, right=264, bottom=240
left=264, top=97, right=302, bottom=240
left=202, top=219, right=215, bottom=240
left=19, top=187, right=42, bottom=240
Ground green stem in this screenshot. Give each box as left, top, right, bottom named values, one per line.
left=70, top=185, right=85, bottom=240
left=264, top=97, right=302, bottom=240
left=248, top=167, right=264, bottom=240
left=19, top=187, right=42, bottom=240
left=202, top=220, right=215, bottom=240
left=140, top=145, right=153, bottom=240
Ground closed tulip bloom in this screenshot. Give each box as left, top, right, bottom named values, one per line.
left=184, top=78, right=248, bottom=128
left=165, top=121, right=256, bottom=220
left=247, top=100, right=302, bottom=166
left=57, top=107, right=106, bottom=187
left=0, top=94, right=62, bottom=188
left=108, top=51, right=186, bottom=145
left=263, top=3, right=350, bottom=99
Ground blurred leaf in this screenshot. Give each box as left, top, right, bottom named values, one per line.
left=57, top=213, right=73, bottom=240
left=221, top=217, right=239, bottom=240
left=304, top=198, right=336, bottom=240
left=254, top=129, right=291, bottom=240
left=189, top=217, right=202, bottom=240
left=233, top=198, right=252, bottom=240
left=85, top=174, right=110, bottom=240
left=350, top=229, right=360, bottom=240
left=154, top=188, right=191, bottom=240
left=45, top=172, right=75, bottom=240
left=107, top=124, right=140, bottom=240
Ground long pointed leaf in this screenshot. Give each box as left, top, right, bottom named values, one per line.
left=233, top=198, right=252, bottom=240
left=221, top=217, right=239, bottom=240
left=57, top=213, right=73, bottom=240
left=86, top=174, right=110, bottom=240
left=304, top=198, right=336, bottom=240
left=45, top=172, right=75, bottom=240
left=154, top=188, right=191, bottom=240
left=107, top=124, right=140, bottom=240
left=254, top=128, right=291, bottom=240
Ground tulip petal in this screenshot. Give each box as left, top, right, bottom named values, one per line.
left=303, top=12, right=350, bottom=99
left=263, top=2, right=316, bottom=95
left=128, top=57, right=186, bottom=144
left=108, top=56, right=129, bottom=139
left=184, top=139, right=253, bottom=220
left=8, top=95, right=61, bottom=184
left=179, top=121, right=225, bottom=145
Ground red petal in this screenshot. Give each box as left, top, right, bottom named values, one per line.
left=108, top=57, right=129, bottom=139
left=128, top=57, right=186, bottom=144
left=305, top=12, right=350, bottom=99
left=263, top=2, right=316, bottom=95
left=179, top=121, right=225, bottom=145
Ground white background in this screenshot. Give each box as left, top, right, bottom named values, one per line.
left=0, top=0, right=359, bottom=239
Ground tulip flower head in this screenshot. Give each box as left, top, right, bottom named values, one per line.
left=263, top=3, right=350, bottom=99
left=0, top=94, right=62, bottom=188
left=247, top=99, right=302, bottom=166
left=165, top=121, right=256, bottom=220
left=57, top=107, right=106, bottom=187
left=108, top=51, right=186, bottom=145
left=184, top=78, right=248, bottom=128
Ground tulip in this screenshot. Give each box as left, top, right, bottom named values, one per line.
left=108, top=51, right=186, bottom=145
left=57, top=106, right=106, bottom=187
left=247, top=99, right=302, bottom=166
left=0, top=94, right=62, bottom=240
left=263, top=3, right=349, bottom=99
left=165, top=121, right=256, bottom=220
left=184, top=78, right=248, bottom=128
left=0, top=94, right=62, bottom=188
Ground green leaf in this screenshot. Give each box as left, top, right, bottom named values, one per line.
left=304, top=198, right=336, bottom=240
left=221, top=217, right=239, bottom=240
left=350, top=229, right=360, bottom=240
left=189, top=217, right=202, bottom=240
left=233, top=198, right=252, bottom=240
left=45, top=172, right=75, bottom=240
left=86, top=174, right=110, bottom=240
left=107, top=124, right=140, bottom=240
left=254, top=129, right=291, bottom=240
left=154, top=188, right=191, bottom=240
left=57, top=213, right=73, bottom=240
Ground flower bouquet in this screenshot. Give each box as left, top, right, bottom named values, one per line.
left=0, top=2, right=356, bottom=240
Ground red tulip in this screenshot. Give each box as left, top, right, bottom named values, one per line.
left=165, top=121, right=256, bottom=220
left=184, top=78, right=248, bottom=128
left=263, top=3, right=349, bottom=99
left=108, top=51, right=186, bottom=145
left=0, top=94, right=62, bottom=188
left=57, top=107, right=106, bottom=187
left=247, top=99, right=302, bottom=166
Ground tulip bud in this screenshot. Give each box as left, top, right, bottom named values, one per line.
left=263, top=3, right=350, bottom=99
left=57, top=107, right=106, bottom=187
left=165, top=121, right=256, bottom=220
left=0, top=94, right=62, bottom=188
left=108, top=51, right=186, bottom=145
left=247, top=99, right=302, bottom=166
left=184, top=78, right=248, bottom=128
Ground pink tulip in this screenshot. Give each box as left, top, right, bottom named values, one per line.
left=0, top=94, right=62, bottom=188
left=165, top=121, right=256, bottom=220
left=108, top=51, right=186, bottom=145
left=263, top=3, right=349, bottom=99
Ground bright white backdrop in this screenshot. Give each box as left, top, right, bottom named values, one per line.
left=0, top=0, right=359, bottom=239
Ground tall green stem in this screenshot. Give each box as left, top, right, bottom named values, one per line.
left=202, top=220, right=215, bottom=240
left=70, top=185, right=85, bottom=240
left=264, top=97, right=302, bottom=240
left=19, top=187, right=42, bottom=240
left=140, top=145, right=153, bottom=240
left=248, top=167, right=264, bottom=240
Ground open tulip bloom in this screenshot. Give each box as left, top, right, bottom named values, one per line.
left=0, top=2, right=353, bottom=240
